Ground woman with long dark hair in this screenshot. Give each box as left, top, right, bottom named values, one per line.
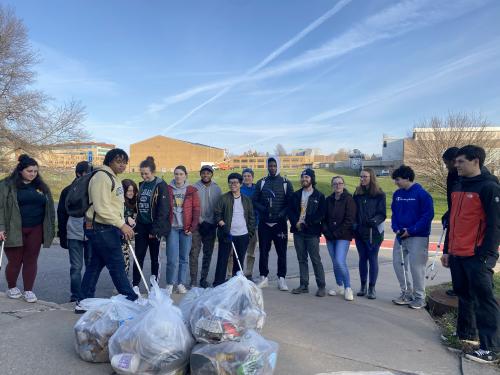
left=0, top=155, right=55, bottom=302
left=121, top=178, right=138, bottom=275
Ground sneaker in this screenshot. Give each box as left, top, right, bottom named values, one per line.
left=291, top=285, right=309, bottom=294
left=74, top=302, right=87, bottom=315
left=408, top=298, right=426, bottom=309
left=344, top=287, right=354, bottom=301
left=165, top=285, right=174, bottom=294
left=316, top=288, right=326, bottom=297
left=465, top=349, right=499, bottom=364
left=22, top=291, right=37, bottom=303
left=328, top=289, right=337, bottom=296
left=132, top=286, right=141, bottom=297
left=392, top=292, right=414, bottom=305
left=177, top=284, right=187, bottom=294
left=257, top=276, right=268, bottom=288
left=6, top=287, right=22, bottom=299
left=278, top=277, right=289, bottom=291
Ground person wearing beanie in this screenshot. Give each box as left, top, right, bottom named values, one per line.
left=190, top=165, right=222, bottom=288
left=288, top=169, right=327, bottom=297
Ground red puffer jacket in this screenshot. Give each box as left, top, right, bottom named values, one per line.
left=167, top=185, right=200, bottom=232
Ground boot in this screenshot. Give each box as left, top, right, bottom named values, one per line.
left=367, top=284, right=376, bottom=299
left=356, top=283, right=367, bottom=297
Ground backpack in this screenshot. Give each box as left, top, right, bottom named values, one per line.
left=260, top=176, right=288, bottom=195
left=65, top=169, right=115, bottom=218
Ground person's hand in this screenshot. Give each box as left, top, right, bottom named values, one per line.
left=218, top=220, right=225, bottom=227
left=127, top=217, right=136, bottom=228
left=441, top=254, right=450, bottom=268
left=399, top=229, right=410, bottom=239
left=120, top=224, right=135, bottom=241
left=0, top=231, right=6, bottom=241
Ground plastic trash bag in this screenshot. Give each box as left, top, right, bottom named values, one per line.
left=109, top=278, right=194, bottom=374
left=190, top=330, right=279, bottom=375
left=178, top=287, right=210, bottom=324
left=74, top=295, right=146, bottom=363
left=190, top=272, right=266, bottom=344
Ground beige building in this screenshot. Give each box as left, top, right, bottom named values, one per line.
left=129, top=135, right=225, bottom=172
left=40, top=142, right=115, bottom=169
left=230, top=155, right=314, bottom=170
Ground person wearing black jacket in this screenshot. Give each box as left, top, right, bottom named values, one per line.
left=132, top=157, right=171, bottom=290
left=253, top=156, right=294, bottom=291
left=441, top=145, right=500, bottom=364
left=353, top=168, right=386, bottom=299
left=288, top=169, right=326, bottom=297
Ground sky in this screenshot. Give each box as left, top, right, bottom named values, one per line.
left=5, top=0, right=500, bottom=155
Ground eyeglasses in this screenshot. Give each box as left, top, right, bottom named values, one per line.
left=228, top=181, right=240, bottom=185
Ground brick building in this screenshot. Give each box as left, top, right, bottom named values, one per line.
left=40, top=142, right=115, bottom=169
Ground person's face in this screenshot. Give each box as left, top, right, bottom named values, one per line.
left=228, top=179, right=241, bottom=193
left=140, top=167, right=154, bottom=182
left=174, top=169, right=187, bottom=184
left=443, top=159, right=455, bottom=171
left=242, top=172, right=253, bottom=185
left=125, top=185, right=135, bottom=200
left=360, top=171, right=370, bottom=186
left=21, top=165, right=38, bottom=182
left=332, top=178, right=344, bottom=194
left=110, top=156, right=127, bottom=174
left=268, top=161, right=277, bottom=176
left=455, top=155, right=479, bottom=177
left=394, top=177, right=411, bottom=190
left=200, top=170, right=213, bottom=184
left=301, top=175, right=312, bottom=188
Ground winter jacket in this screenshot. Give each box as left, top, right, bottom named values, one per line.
left=322, top=190, right=356, bottom=241
left=253, top=156, right=294, bottom=224
left=58, top=181, right=85, bottom=248
left=444, top=170, right=499, bottom=262
left=391, top=183, right=434, bottom=237
left=288, top=188, right=326, bottom=237
left=138, top=177, right=171, bottom=238
left=214, top=192, right=255, bottom=242
left=0, top=178, right=55, bottom=248
left=353, top=188, right=386, bottom=243
left=167, top=182, right=200, bottom=233
left=194, top=180, right=222, bottom=225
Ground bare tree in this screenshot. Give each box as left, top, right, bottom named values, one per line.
left=404, top=113, right=499, bottom=194
left=0, top=6, right=87, bottom=168
left=334, top=148, right=350, bottom=161
left=274, top=144, right=287, bottom=156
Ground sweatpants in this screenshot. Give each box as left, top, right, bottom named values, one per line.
left=4, top=224, right=43, bottom=291
left=132, top=222, right=160, bottom=287
left=258, top=220, right=288, bottom=278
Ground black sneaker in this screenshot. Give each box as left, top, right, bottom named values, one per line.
left=465, top=349, right=499, bottom=364
left=74, top=302, right=87, bottom=315
left=315, top=288, right=326, bottom=297
left=291, top=285, right=309, bottom=294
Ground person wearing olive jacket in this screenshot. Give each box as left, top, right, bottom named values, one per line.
left=353, top=168, right=386, bottom=300
left=0, top=155, right=55, bottom=303
left=213, top=173, right=255, bottom=287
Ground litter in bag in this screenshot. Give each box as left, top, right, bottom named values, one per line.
left=190, top=330, right=279, bottom=375
left=190, top=272, right=266, bottom=344
left=74, top=295, right=145, bottom=363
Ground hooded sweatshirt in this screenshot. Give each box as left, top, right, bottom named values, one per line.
left=169, top=179, right=188, bottom=229
left=194, top=180, right=222, bottom=225
left=391, top=183, right=434, bottom=237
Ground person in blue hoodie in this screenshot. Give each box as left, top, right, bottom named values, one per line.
left=390, top=165, right=434, bottom=309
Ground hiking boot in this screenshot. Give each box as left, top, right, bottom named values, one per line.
left=344, top=287, right=354, bottom=301
left=367, top=285, right=376, bottom=300
left=291, top=285, right=309, bottom=294
left=257, top=276, right=268, bottom=288
left=6, top=287, right=22, bottom=299
left=316, top=288, right=326, bottom=297
left=278, top=277, right=289, bottom=291
left=408, top=298, right=426, bottom=309
left=356, top=284, right=367, bottom=297
left=74, top=302, right=87, bottom=315
left=392, top=292, right=414, bottom=305
left=177, top=284, right=187, bottom=294
left=465, top=349, right=499, bottom=364
left=23, top=291, right=37, bottom=303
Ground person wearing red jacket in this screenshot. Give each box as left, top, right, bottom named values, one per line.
left=441, top=145, right=500, bottom=364
left=165, top=166, right=200, bottom=294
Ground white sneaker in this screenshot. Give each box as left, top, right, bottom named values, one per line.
left=177, top=284, right=187, bottom=294
left=328, top=289, right=337, bottom=296
left=344, top=287, right=354, bottom=301
left=23, top=291, right=37, bottom=303
left=6, top=287, right=22, bottom=299
left=165, top=285, right=173, bottom=294
left=257, top=276, right=268, bottom=288
left=278, top=277, right=288, bottom=291
left=132, top=286, right=141, bottom=297
left=336, top=285, right=345, bottom=296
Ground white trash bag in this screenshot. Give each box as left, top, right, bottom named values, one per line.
left=190, top=272, right=266, bottom=344
left=178, top=287, right=210, bottom=324
left=190, top=330, right=279, bottom=375
left=74, top=295, right=146, bottom=363
left=109, top=278, right=194, bottom=374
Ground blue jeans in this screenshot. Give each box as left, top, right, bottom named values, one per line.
left=355, top=237, right=381, bottom=286
left=68, top=239, right=92, bottom=301
left=166, top=229, right=192, bottom=285
left=326, top=239, right=351, bottom=288
left=80, top=224, right=137, bottom=301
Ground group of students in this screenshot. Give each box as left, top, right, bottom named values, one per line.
left=0, top=144, right=498, bottom=364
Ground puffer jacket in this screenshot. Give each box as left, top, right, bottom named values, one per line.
left=167, top=184, right=200, bottom=233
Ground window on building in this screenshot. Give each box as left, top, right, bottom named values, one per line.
left=383, top=141, right=387, bottom=148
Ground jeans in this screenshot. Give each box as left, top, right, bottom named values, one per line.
left=189, top=227, right=216, bottom=286
left=68, top=239, right=92, bottom=301
left=166, top=229, right=192, bottom=286
left=258, top=220, right=288, bottom=278
left=214, top=234, right=249, bottom=286
left=294, top=233, right=326, bottom=288
left=132, top=222, right=160, bottom=287
left=392, top=236, right=429, bottom=300
left=355, top=237, right=381, bottom=286
left=80, top=223, right=137, bottom=301
left=326, top=239, right=351, bottom=288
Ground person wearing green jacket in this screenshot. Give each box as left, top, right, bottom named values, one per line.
left=213, top=173, right=255, bottom=286
left=0, top=154, right=55, bottom=303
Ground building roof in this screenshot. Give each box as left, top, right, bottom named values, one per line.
left=131, top=135, right=224, bottom=151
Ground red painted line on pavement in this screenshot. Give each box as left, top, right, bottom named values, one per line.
left=319, top=236, right=440, bottom=251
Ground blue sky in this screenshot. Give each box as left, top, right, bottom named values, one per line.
left=6, top=0, right=500, bottom=155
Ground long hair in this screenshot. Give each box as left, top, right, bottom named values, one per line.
left=354, top=168, right=383, bottom=197
left=122, top=179, right=138, bottom=209
left=9, top=154, right=50, bottom=194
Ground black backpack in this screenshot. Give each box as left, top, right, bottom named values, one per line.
left=65, top=169, right=115, bottom=218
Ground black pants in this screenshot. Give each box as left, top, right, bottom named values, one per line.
left=132, top=222, right=160, bottom=287
left=450, top=254, right=500, bottom=351
left=258, top=220, right=288, bottom=278
left=213, top=234, right=249, bottom=286
left=294, top=232, right=325, bottom=288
